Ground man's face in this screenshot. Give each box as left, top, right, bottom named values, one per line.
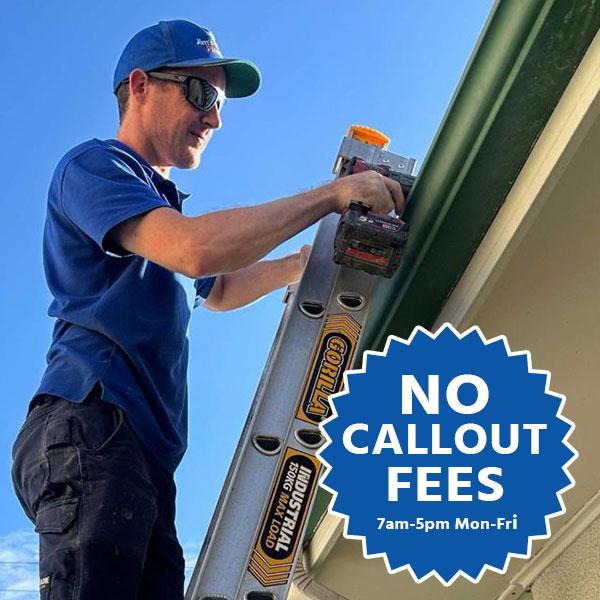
left=144, top=65, right=226, bottom=169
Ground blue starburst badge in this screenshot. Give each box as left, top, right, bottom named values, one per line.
left=317, top=325, right=577, bottom=585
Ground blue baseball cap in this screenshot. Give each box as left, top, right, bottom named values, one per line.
left=113, top=20, right=261, bottom=98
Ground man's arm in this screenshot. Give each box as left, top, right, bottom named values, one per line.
left=110, top=171, right=403, bottom=279
left=203, top=245, right=310, bottom=311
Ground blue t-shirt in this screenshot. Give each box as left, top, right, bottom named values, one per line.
left=35, top=138, right=216, bottom=473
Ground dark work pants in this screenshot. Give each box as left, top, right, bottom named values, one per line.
left=11, top=391, right=185, bottom=599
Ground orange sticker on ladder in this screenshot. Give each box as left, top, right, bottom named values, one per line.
left=296, top=313, right=361, bottom=425
left=248, top=448, right=321, bottom=587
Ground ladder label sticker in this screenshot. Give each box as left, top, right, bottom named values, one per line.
left=249, top=448, right=320, bottom=586
left=297, top=313, right=360, bottom=424
left=317, top=325, right=577, bottom=586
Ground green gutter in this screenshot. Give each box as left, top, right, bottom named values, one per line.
left=305, top=0, right=600, bottom=543
left=364, top=0, right=600, bottom=349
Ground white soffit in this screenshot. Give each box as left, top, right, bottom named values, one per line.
left=435, top=28, right=600, bottom=329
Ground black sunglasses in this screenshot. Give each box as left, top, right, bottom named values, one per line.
left=145, top=71, right=226, bottom=112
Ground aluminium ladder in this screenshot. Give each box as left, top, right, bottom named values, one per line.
left=186, top=126, right=416, bottom=600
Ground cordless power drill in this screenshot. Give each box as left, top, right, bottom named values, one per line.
left=332, top=125, right=416, bottom=278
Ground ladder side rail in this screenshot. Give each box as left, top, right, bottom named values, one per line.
left=186, top=216, right=340, bottom=600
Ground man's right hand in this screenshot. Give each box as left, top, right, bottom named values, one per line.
left=111, top=169, right=405, bottom=280
left=328, top=170, right=405, bottom=217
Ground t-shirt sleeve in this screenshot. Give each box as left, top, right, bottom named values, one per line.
left=60, top=148, right=170, bottom=257
left=194, top=276, right=217, bottom=308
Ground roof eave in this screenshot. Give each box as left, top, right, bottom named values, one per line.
left=304, top=0, right=600, bottom=545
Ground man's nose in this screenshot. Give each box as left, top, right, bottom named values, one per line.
left=201, top=104, right=222, bottom=130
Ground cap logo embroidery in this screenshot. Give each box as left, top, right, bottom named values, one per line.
left=196, top=38, right=222, bottom=56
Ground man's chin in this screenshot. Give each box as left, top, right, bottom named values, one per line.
left=176, top=151, right=201, bottom=170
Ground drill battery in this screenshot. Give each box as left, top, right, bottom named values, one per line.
left=333, top=201, right=409, bottom=278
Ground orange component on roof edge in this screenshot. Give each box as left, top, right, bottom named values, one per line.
left=347, top=124, right=390, bottom=149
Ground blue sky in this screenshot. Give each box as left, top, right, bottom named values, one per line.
left=0, top=0, right=493, bottom=595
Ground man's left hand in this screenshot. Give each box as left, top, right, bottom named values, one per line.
left=288, top=244, right=312, bottom=283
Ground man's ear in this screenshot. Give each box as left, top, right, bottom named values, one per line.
left=129, top=68, right=149, bottom=102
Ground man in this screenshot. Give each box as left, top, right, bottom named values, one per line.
left=11, top=20, right=403, bottom=599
